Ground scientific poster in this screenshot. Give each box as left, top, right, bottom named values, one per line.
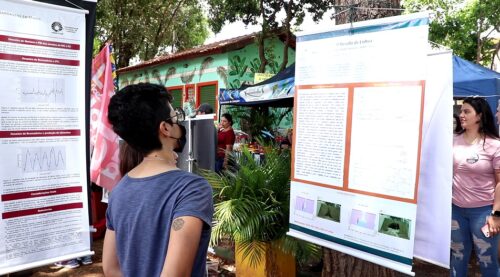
left=0, top=0, right=92, bottom=274
left=288, top=13, right=429, bottom=275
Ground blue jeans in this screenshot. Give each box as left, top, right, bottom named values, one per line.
left=451, top=204, right=500, bottom=277
left=215, top=157, right=224, bottom=173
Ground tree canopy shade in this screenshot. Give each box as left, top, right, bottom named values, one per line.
left=95, top=0, right=209, bottom=68
left=403, top=0, right=500, bottom=68
left=206, top=0, right=337, bottom=73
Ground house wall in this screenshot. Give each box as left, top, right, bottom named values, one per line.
left=117, top=37, right=295, bottom=116
left=227, top=37, right=295, bottom=89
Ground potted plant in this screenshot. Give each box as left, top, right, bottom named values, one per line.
left=201, top=146, right=319, bottom=277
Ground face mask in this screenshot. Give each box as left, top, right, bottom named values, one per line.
left=171, top=123, right=187, bottom=153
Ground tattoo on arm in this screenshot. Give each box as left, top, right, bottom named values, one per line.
left=172, top=218, right=185, bottom=231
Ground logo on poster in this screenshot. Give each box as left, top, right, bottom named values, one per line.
left=51, top=22, right=63, bottom=33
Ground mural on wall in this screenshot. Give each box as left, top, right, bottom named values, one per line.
left=180, top=66, right=196, bottom=84
left=217, top=66, right=229, bottom=88
left=164, top=67, right=176, bottom=83
left=198, top=57, right=214, bottom=82
left=117, top=37, right=295, bottom=103
left=228, top=55, right=248, bottom=89
left=228, top=39, right=283, bottom=89
left=152, top=68, right=162, bottom=84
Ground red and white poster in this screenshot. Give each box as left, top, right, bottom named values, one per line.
left=0, top=0, right=92, bottom=274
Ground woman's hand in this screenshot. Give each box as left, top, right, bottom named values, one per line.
left=487, top=216, right=500, bottom=235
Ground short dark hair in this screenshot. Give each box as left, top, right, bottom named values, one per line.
left=108, top=83, right=173, bottom=155
left=197, top=103, right=214, bottom=114
left=221, top=113, right=233, bottom=125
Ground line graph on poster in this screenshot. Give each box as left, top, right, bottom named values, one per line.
left=17, top=77, right=65, bottom=104
left=18, top=146, right=66, bottom=173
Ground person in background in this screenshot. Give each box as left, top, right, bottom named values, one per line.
left=280, top=128, right=293, bottom=150
left=453, top=113, right=463, bottom=134
left=216, top=113, right=235, bottom=173
left=196, top=103, right=214, bottom=115
left=103, top=83, right=213, bottom=277
left=451, top=97, right=500, bottom=276
left=118, top=141, right=144, bottom=176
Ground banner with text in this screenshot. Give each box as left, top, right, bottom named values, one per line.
left=90, top=43, right=120, bottom=190
left=0, top=1, right=91, bottom=274
left=288, top=13, right=429, bottom=275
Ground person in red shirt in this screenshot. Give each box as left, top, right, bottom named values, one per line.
left=216, top=113, right=235, bottom=173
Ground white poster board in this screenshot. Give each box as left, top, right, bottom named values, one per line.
left=0, top=0, right=92, bottom=274
left=288, top=13, right=429, bottom=276
left=413, top=50, right=453, bottom=268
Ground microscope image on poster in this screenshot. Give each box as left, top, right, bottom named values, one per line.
left=377, top=214, right=411, bottom=240
left=316, top=200, right=341, bottom=223
left=348, top=208, right=377, bottom=234
left=294, top=195, right=315, bottom=219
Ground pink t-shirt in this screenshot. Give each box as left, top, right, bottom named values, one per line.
left=453, top=134, right=500, bottom=208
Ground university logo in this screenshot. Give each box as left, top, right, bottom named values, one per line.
left=51, top=22, right=63, bottom=33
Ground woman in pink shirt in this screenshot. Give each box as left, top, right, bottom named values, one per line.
left=452, top=97, right=500, bottom=276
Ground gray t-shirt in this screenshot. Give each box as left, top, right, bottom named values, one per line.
left=106, top=169, right=213, bottom=277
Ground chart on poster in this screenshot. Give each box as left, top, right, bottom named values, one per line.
left=0, top=1, right=91, bottom=274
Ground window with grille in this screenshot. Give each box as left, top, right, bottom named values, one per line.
left=199, top=84, right=216, bottom=112
left=169, top=88, right=182, bottom=109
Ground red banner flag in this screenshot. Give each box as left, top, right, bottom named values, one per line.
left=90, top=43, right=120, bottom=190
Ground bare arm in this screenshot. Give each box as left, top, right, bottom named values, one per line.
left=102, top=229, right=123, bottom=277
left=488, top=170, right=500, bottom=235
left=160, top=216, right=204, bottom=277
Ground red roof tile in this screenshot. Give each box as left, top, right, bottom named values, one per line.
left=117, top=31, right=295, bottom=73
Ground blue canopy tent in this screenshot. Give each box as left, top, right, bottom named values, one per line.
left=218, top=63, right=295, bottom=107
left=453, top=55, right=500, bottom=113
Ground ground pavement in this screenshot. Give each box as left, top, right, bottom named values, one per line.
left=4, top=238, right=480, bottom=277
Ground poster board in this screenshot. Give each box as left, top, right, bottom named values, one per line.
left=287, top=13, right=429, bottom=275
left=413, top=50, right=453, bottom=268
left=0, top=0, right=92, bottom=274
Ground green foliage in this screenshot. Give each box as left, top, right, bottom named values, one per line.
left=403, top=0, right=500, bottom=67
left=206, top=0, right=336, bottom=73
left=228, top=106, right=292, bottom=140
left=95, top=0, right=209, bottom=67
left=200, top=147, right=320, bottom=265
left=228, top=55, right=249, bottom=88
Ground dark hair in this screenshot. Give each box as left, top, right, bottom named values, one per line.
left=221, top=113, right=233, bottom=125
left=197, top=103, right=214, bottom=114
left=453, top=113, right=463, bottom=133
left=108, top=83, right=173, bottom=155
left=119, top=141, right=143, bottom=176
left=458, top=97, right=499, bottom=139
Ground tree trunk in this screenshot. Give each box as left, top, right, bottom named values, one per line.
left=334, top=0, right=401, bottom=25
left=322, top=248, right=396, bottom=277
left=279, top=1, right=293, bottom=72
left=117, top=41, right=133, bottom=68
left=257, top=0, right=268, bottom=73
left=323, top=1, right=402, bottom=276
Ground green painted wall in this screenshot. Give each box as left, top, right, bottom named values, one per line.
left=118, top=53, right=229, bottom=89
left=227, top=37, right=295, bottom=89
left=117, top=37, right=295, bottom=117
left=118, top=37, right=295, bottom=91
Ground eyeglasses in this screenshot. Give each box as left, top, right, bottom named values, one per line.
left=165, top=108, right=185, bottom=123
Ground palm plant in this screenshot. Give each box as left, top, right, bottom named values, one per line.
left=201, top=146, right=319, bottom=269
